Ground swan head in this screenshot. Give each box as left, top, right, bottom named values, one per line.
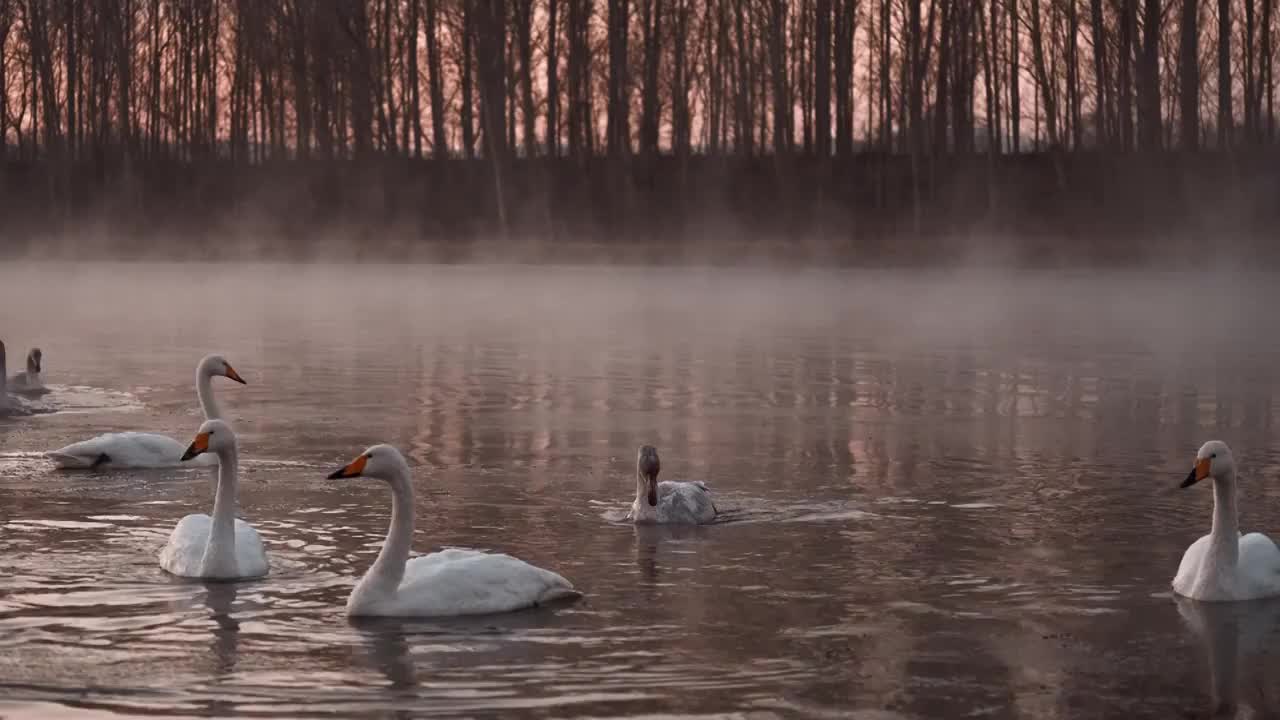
left=200, top=354, right=247, bottom=384
left=181, top=418, right=237, bottom=461
left=1182, top=440, right=1235, bottom=488
left=637, top=445, right=660, bottom=506
left=26, top=348, right=41, bottom=374
left=328, top=444, right=409, bottom=483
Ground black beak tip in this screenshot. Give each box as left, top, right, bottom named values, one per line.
left=232, top=377, right=247, bottom=385
left=180, top=448, right=198, bottom=462
left=326, top=468, right=348, bottom=480
left=1180, top=469, right=1199, bottom=489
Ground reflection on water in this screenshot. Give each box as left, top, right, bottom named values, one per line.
left=1176, top=597, right=1280, bottom=718
left=2, top=263, right=1280, bottom=717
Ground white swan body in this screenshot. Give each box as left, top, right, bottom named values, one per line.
left=47, top=354, right=245, bottom=469
left=1173, top=441, right=1280, bottom=602
left=158, top=419, right=268, bottom=580
left=0, top=341, right=35, bottom=417
left=328, top=444, right=579, bottom=617
left=627, top=445, right=717, bottom=524
left=8, top=347, right=44, bottom=394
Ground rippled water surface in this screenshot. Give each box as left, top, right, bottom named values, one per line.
left=3, top=262, right=1280, bottom=718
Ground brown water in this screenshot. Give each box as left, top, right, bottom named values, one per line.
left=2, top=262, right=1280, bottom=719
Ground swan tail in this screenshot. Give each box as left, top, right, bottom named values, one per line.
left=537, top=585, right=584, bottom=605
left=46, top=452, right=94, bottom=469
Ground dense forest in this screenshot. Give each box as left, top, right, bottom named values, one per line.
left=0, top=0, right=1277, bottom=264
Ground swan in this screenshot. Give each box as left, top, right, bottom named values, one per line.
left=158, top=419, right=268, bottom=580
left=626, top=445, right=717, bottom=524
left=1173, top=441, right=1280, bottom=602
left=0, top=340, right=34, bottom=417
left=8, top=347, right=45, bottom=394
left=327, top=444, right=580, bottom=617
left=46, top=354, right=245, bottom=469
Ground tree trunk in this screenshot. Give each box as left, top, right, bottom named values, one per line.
left=607, top=0, right=631, bottom=158
left=815, top=0, right=832, bottom=156
left=834, top=0, right=855, bottom=155
left=671, top=0, right=692, bottom=156
left=1219, top=0, right=1232, bottom=146
left=546, top=0, right=560, bottom=155
left=424, top=0, right=447, bottom=157
left=1028, top=0, right=1059, bottom=146
left=474, top=0, right=507, bottom=161
left=640, top=0, right=663, bottom=156
left=408, top=0, right=421, bottom=157
left=1179, top=0, right=1198, bottom=148
left=516, top=0, right=536, bottom=156
left=460, top=1, right=475, bottom=158
left=1090, top=0, right=1108, bottom=146
left=1118, top=0, right=1134, bottom=149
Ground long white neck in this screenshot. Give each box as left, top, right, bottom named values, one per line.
left=200, top=445, right=241, bottom=577
left=197, top=365, right=222, bottom=420
left=632, top=473, right=657, bottom=522
left=362, top=465, right=416, bottom=594
left=1208, top=471, right=1240, bottom=567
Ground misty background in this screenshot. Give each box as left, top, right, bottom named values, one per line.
left=0, top=0, right=1276, bottom=264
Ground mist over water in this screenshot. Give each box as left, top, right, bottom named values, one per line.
left=3, top=261, right=1280, bottom=718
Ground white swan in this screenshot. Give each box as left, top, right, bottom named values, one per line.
left=626, top=445, right=717, bottom=524
left=327, top=444, right=580, bottom=617
left=1173, top=441, right=1280, bottom=601
left=158, top=419, right=268, bottom=580
left=8, top=347, right=45, bottom=394
left=0, top=340, right=35, bottom=417
left=46, top=354, right=245, bottom=469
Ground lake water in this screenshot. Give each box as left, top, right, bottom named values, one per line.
left=2, top=262, right=1280, bottom=719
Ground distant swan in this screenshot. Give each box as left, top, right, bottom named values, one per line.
left=0, top=340, right=34, bottom=417
left=46, top=354, right=246, bottom=469
left=1173, top=441, right=1280, bottom=601
left=8, top=347, right=45, bottom=394
left=626, top=445, right=717, bottom=524
left=158, top=419, right=268, bottom=580
left=327, top=444, right=580, bottom=617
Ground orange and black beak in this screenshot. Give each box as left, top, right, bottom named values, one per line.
left=327, top=454, right=367, bottom=479
left=1181, top=457, right=1212, bottom=488
left=181, top=432, right=211, bottom=462
left=224, top=364, right=247, bottom=384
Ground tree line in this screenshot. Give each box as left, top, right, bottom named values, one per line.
left=0, top=0, right=1275, bottom=166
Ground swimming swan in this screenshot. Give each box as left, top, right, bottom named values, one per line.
left=1173, top=441, right=1280, bottom=602
left=158, top=419, right=268, bottom=580
left=327, top=444, right=580, bottom=617
left=46, top=354, right=246, bottom=469
left=0, top=340, right=35, bottom=416
left=8, top=347, right=45, bottom=394
left=626, top=445, right=717, bottom=524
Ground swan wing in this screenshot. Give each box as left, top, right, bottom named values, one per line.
left=1239, top=532, right=1280, bottom=599
left=159, top=514, right=214, bottom=577
left=386, top=549, right=578, bottom=617
left=656, top=481, right=718, bottom=524
left=47, top=432, right=217, bottom=469
left=159, top=514, right=268, bottom=579
left=233, top=519, right=270, bottom=579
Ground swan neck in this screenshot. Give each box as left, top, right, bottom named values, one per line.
left=199, top=445, right=240, bottom=576
left=209, top=446, right=240, bottom=537
left=1209, top=471, right=1240, bottom=561
left=197, top=365, right=222, bottom=420
left=368, top=469, right=415, bottom=590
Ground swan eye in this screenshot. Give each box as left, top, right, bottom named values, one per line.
left=1210, top=453, right=1216, bottom=459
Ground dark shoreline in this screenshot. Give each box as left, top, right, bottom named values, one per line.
left=2, top=152, right=1276, bottom=267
